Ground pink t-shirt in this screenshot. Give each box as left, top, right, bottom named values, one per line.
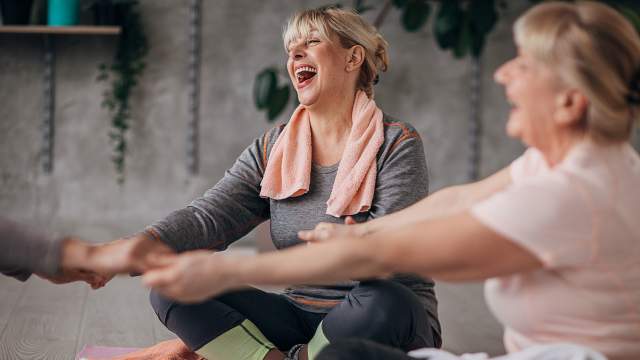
left=471, top=141, right=640, bottom=360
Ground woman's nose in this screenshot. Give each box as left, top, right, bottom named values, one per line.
left=494, top=61, right=510, bottom=85
left=289, top=44, right=305, bottom=60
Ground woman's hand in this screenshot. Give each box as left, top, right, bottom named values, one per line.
left=142, top=250, right=235, bottom=303
left=62, top=234, right=176, bottom=282
left=36, top=237, right=112, bottom=288
left=298, top=216, right=365, bottom=243
left=36, top=267, right=110, bottom=289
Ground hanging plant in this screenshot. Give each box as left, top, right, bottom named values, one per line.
left=95, top=0, right=148, bottom=183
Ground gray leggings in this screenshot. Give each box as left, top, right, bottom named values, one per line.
left=150, top=280, right=439, bottom=353
left=317, top=339, right=415, bottom=360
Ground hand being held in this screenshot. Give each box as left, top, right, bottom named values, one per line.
left=84, top=234, right=176, bottom=277
left=36, top=268, right=110, bottom=289
left=142, top=250, right=234, bottom=303
left=32, top=237, right=112, bottom=288
left=298, top=216, right=362, bottom=243
left=57, top=234, right=177, bottom=291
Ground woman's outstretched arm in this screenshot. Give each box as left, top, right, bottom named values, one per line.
left=299, top=167, right=512, bottom=241
left=143, top=209, right=541, bottom=303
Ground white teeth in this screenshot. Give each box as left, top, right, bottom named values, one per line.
left=295, top=66, right=317, bottom=76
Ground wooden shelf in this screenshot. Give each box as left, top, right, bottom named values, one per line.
left=0, top=26, right=121, bottom=35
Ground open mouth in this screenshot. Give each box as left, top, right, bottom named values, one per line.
left=295, top=65, right=317, bottom=85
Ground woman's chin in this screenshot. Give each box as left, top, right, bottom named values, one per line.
left=297, top=93, right=320, bottom=108
left=505, top=120, right=522, bottom=140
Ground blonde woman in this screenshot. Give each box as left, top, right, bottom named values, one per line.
left=89, top=6, right=441, bottom=360
left=144, top=2, right=640, bottom=359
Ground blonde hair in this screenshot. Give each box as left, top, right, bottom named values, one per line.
left=283, top=7, right=389, bottom=98
left=514, top=1, right=640, bottom=143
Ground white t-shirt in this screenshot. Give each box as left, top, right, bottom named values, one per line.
left=471, top=141, right=640, bottom=360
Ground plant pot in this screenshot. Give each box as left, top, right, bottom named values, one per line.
left=91, top=1, right=131, bottom=26
left=48, top=0, right=80, bottom=26
left=0, top=0, right=35, bottom=25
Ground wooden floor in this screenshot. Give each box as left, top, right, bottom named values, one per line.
left=0, top=247, right=258, bottom=360
left=0, top=275, right=174, bottom=360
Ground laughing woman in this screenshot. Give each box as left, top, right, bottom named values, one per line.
left=144, top=2, right=640, bottom=360
left=93, top=7, right=440, bottom=360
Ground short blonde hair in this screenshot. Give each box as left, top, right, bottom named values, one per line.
left=283, top=7, right=389, bottom=98
left=515, top=1, right=640, bottom=143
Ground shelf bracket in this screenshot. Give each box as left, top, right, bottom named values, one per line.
left=187, top=0, right=202, bottom=175
left=42, top=34, right=55, bottom=173
left=467, top=57, right=482, bottom=182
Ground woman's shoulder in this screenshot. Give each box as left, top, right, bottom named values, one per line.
left=261, top=123, right=287, bottom=144
left=257, top=123, right=287, bottom=165
left=382, top=115, right=419, bottom=136
left=381, top=114, right=422, bottom=153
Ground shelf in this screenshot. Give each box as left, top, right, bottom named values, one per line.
left=0, top=25, right=121, bottom=173
left=0, top=26, right=121, bottom=35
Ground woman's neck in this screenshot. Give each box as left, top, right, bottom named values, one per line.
left=308, top=90, right=355, bottom=143
left=541, top=130, right=586, bottom=167
left=307, top=90, right=356, bottom=165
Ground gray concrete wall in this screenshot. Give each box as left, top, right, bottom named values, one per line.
left=2, top=0, right=638, bottom=356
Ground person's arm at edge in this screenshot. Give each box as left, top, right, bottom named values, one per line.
left=144, top=209, right=542, bottom=302
left=242, top=212, right=541, bottom=284
left=359, top=167, right=511, bottom=235
left=299, top=167, right=512, bottom=241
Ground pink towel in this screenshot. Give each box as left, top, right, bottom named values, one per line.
left=260, top=90, right=384, bottom=217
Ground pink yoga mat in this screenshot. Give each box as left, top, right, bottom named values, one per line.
left=76, top=345, right=141, bottom=360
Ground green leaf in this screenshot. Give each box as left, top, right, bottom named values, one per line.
left=353, top=0, right=373, bottom=13
left=453, top=12, right=472, bottom=59
left=402, top=1, right=430, bottom=32
left=254, top=68, right=278, bottom=110
left=616, top=4, right=640, bottom=34
left=392, top=0, right=409, bottom=9
left=267, top=85, right=290, bottom=122
left=434, top=1, right=463, bottom=50
left=470, top=28, right=486, bottom=58
left=469, top=0, right=497, bottom=35
left=355, top=5, right=374, bottom=13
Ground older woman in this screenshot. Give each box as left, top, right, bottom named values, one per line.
left=91, top=6, right=440, bottom=360
left=143, top=2, right=640, bottom=360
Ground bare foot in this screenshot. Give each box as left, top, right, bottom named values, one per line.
left=106, top=339, right=204, bottom=360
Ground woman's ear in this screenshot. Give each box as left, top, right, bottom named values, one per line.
left=346, top=45, right=365, bottom=72
left=554, top=89, right=589, bottom=127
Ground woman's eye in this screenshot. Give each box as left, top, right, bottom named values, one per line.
left=306, top=39, right=320, bottom=45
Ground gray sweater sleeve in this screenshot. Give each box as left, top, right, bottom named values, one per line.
left=148, top=133, right=272, bottom=252
left=0, top=218, right=62, bottom=281
left=369, top=123, right=429, bottom=218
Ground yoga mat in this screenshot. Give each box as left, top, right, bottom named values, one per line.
left=76, top=345, right=141, bottom=360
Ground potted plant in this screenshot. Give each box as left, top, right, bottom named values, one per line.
left=94, top=0, right=148, bottom=183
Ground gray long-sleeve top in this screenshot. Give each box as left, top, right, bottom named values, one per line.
left=0, top=218, right=62, bottom=281
left=149, top=117, right=440, bottom=335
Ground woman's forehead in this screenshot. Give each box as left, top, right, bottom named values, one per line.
left=284, top=19, right=331, bottom=49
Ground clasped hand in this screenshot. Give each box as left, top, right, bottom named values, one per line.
left=47, top=234, right=176, bottom=289
left=49, top=216, right=364, bottom=302
left=141, top=216, right=364, bottom=303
